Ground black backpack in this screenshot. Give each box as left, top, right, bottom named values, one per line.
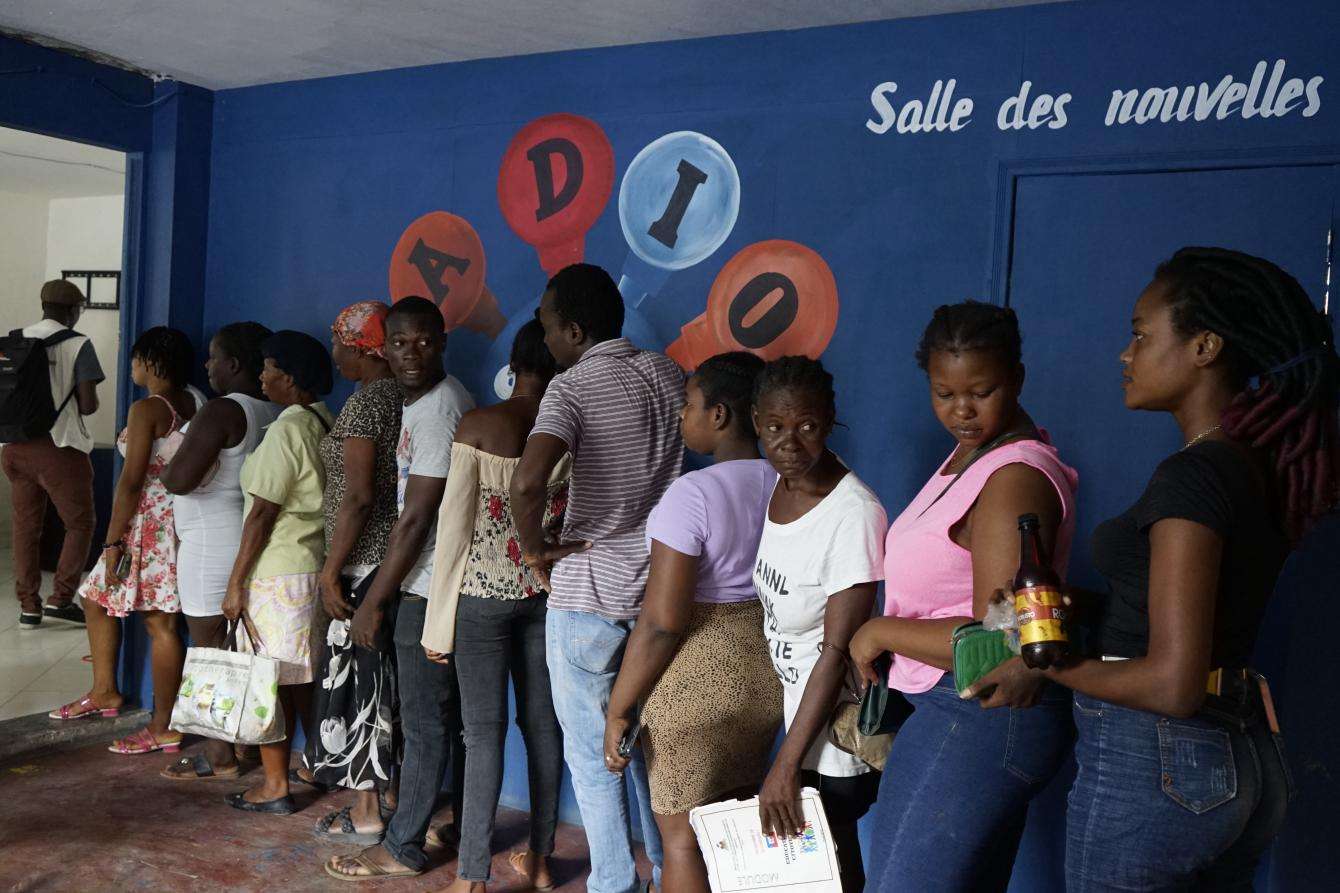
left=0, top=327, right=85, bottom=442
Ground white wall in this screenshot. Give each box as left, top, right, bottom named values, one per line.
left=0, top=189, right=51, bottom=331
left=45, top=195, right=124, bottom=446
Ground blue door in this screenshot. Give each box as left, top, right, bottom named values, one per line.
left=1005, top=163, right=1338, bottom=892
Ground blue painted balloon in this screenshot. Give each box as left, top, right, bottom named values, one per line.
left=479, top=297, right=665, bottom=405
left=617, top=132, right=740, bottom=306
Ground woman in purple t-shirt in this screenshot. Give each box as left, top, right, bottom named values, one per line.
left=604, top=353, right=783, bottom=893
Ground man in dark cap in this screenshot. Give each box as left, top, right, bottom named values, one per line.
left=2, top=279, right=105, bottom=628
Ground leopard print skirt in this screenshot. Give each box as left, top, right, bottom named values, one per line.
left=641, top=600, right=783, bottom=815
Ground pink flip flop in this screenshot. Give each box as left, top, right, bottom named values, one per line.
left=108, top=727, right=182, bottom=755
left=48, top=696, right=120, bottom=720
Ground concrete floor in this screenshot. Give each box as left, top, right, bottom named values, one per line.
left=0, top=524, right=97, bottom=721
left=0, top=737, right=647, bottom=892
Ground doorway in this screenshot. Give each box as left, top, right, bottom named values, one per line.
left=1003, top=160, right=1339, bottom=892
left=0, top=125, right=127, bottom=721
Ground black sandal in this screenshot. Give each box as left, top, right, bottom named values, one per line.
left=161, top=753, right=241, bottom=781
left=224, top=792, right=297, bottom=815
left=313, top=806, right=386, bottom=846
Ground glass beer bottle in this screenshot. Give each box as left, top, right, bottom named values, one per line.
left=1014, top=513, right=1069, bottom=669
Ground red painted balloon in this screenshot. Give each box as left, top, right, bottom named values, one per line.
left=705, top=240, right=839, bottom=361
left=389, top=211, right=501, bottom=335
left=497, top=113, right=614, bottom=276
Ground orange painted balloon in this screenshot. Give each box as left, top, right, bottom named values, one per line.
left=389, top=211, right=490, bottom=331
left=704, top=240, right=838, bottom=361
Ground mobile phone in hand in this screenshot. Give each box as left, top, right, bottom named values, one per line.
left=617, top=719, right=644, bottom=758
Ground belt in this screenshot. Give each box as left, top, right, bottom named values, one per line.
left=1100, top=657, right=1247, bottom=695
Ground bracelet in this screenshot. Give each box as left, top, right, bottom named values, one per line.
left=102, top=540, right=123, bottom=551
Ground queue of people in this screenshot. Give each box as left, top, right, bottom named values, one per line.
left=6, top=245, right=1337, bottom=892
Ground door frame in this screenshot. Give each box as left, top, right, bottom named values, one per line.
left=988, top=147, right=1340, bottom=307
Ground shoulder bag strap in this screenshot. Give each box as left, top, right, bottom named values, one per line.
left=916, top=427, right=1039, bottom=520
left=301, top=403, right=332, bottom=434
left=43, top=330, right=86, bottom=421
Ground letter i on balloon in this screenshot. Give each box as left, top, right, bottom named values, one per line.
left=389, top=211, right=505, bottom=337
left=667, top=240, right=839, bottom=371
left=616, top=131, right=741, bottom=309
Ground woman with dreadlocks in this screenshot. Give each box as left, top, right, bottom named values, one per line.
left=1037, top=247, right=1338, bottom=890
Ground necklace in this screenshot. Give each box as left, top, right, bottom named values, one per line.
left=1182, top=424, right=1222, bottom=450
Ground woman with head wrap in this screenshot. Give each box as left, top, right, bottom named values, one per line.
left=305, top=301, right=407, bottom=844
left=221, top=330, right=335, bottom=814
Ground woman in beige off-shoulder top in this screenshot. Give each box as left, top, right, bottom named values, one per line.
left=421, top=320, right=570, bottom=893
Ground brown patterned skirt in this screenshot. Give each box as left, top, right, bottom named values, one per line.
left=641, top=600, right=783, bottom=815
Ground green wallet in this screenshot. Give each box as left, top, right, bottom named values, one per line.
left=951, top=621, right=1013, bottom=696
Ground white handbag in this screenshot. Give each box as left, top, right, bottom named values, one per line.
left=169, top=615, right=286, bottom=745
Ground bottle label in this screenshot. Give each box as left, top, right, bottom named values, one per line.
left=1015, top=586, right=1068, bottom=646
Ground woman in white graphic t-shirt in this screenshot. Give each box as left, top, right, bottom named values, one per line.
left=751, top=357, right=887, bottom=893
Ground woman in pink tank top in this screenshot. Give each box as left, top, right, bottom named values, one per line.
left=849, top=302, right=1079, bottom=893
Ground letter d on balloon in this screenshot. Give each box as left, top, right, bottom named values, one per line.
left=526, top=138, right=585, bottom=222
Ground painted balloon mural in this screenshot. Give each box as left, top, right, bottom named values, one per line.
left=666, top=239, right=839, bottom=371
left=386, top=114, right=840, bottom=402
left=616, top=131, right=740, bottom=308
left=388, top=211, right=505, bottom=338
left=497, top=113, right=615, bottom=276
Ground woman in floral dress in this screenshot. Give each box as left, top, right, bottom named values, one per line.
left=50, top=327, right=201, bottom=757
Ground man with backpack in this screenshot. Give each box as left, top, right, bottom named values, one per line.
left=1, top=279, right=105, bottom=629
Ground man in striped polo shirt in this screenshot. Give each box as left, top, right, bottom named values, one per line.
left=513, top=263, right=684, bottom=893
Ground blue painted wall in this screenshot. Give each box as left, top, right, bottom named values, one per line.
left=199, top=1, right=1340, bottom=888
left=197, top=2, right=1340, bottom=887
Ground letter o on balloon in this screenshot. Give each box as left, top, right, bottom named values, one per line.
left=706, top=240, right=838, bottom=360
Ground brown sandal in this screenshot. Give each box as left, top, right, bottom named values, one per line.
left=509, top=850, right=556, bottom=892
left=324, top=851, right=421, bottom=882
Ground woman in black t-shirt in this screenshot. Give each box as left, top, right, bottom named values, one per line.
left=1047, top=248, right=1338, bottom=889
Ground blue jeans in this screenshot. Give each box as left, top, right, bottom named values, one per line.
left=383, top=596, right=466, bottom=872
left=1066, top=684, right=1293, bottom=891
left=546, top=607, right=663, bottom=893
left=866, top=673, right=1074, bottom=893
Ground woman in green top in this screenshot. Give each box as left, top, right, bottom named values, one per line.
left=222, top=330, right=335, bottom=815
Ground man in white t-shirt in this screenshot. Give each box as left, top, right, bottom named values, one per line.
left=2, top=280, right=104, bottom=629
left=328, top=296, right=475, bottom=882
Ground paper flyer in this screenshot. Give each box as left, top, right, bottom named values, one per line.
left=688, top=788, right=843, bottom=893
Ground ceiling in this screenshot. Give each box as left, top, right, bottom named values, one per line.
left=0, top=126, right=124, bottom=198
left=0, top=1, right=1068, bottom=90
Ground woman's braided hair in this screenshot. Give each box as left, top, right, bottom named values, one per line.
left=753, top=355, right=836, bottom=419
left=915, top=300, right=1022, bottom=371
left=131, top=326, right=194, bottom=388
left=694, top=351, right=765, bottom=435
left=1157, top=246, right=1340, bottom=542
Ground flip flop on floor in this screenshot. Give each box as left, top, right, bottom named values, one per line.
left=161, top=753, right=242, bottom=781
left=108, top=727, right=181, bottom=755
left=509, top=850, right=556, bottom=892
left=48, top=696, right=119, bottom=720
left=324, top=851, right=421, bottom=882
left=313, top=806, right=385, bottom=846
